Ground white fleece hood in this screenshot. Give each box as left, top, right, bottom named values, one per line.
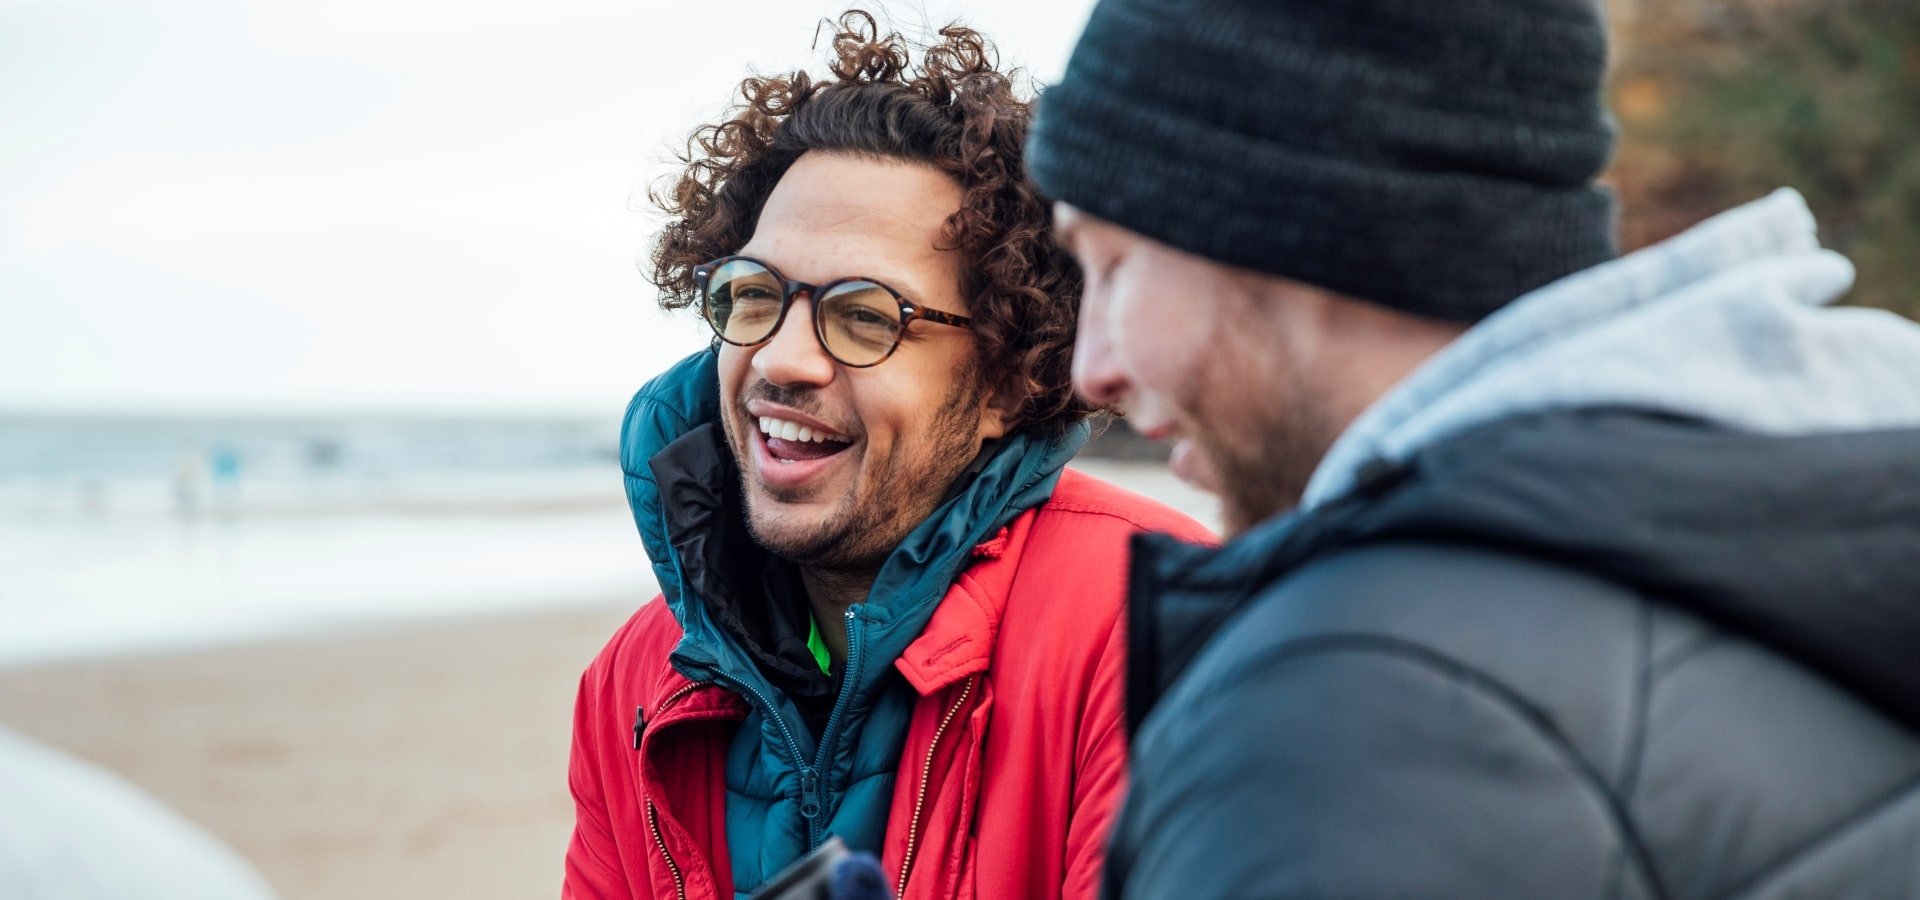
left=1305, top=188, right=1920, bottom=511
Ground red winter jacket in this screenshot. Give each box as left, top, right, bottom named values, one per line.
left=563, top=468, right=1212, bottom=900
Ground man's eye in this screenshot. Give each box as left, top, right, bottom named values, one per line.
left=843, top=307, right=892, bottom=326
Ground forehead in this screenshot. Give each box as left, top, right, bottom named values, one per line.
left=740, top=152, right=965, bottom=302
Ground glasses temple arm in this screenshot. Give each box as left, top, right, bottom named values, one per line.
left=910, top=307, right=972, bottom=329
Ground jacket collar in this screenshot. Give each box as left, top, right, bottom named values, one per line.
left=1124, top=477, right=1373, bottom=735
left=620, top=348, right=1088, bottom=707
left=893, top=524, right=1019, bottom=695
left=1130, top=408, right=1920, bottom=735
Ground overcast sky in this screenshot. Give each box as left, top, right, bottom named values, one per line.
left=0, top=0, right=1098, bottom=415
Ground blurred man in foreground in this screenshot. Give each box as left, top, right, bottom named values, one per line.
left=563, top=13, right=1207, bottom=900
left=1029, top=0, right=1920, bottom=896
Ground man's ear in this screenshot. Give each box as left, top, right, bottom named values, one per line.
left=977, top=373, right=1025, bottom=441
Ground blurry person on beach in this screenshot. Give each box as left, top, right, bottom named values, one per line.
left=1029, top=0, right=1920, bottom=896
left=561, top=12, right=1209, bottom=900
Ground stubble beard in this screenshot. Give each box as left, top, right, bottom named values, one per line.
left=731, top=362, right=988, bottom=573
left=1198, top=371, right=1341, bottom=538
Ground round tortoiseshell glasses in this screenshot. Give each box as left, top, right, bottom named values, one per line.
left=695, top=255, right=972, bottom=368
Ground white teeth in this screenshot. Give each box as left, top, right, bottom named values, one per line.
left=757, top=414, right=849, bottom=444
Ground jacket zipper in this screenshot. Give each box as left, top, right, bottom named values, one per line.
left=895, top=674, right=975, bottom=899
left=653, top=682, right=702, bottom=726
left=716, top=671, right=821, bottom=843
left=647, top=801, right=686, bottom=900
left=637, top=682, right=705, bottom=749
left=712, top=607, right=865, bottom=856
left=807, top=607, right=864, bottom=848
left=640, top=681, right=704, bottom=900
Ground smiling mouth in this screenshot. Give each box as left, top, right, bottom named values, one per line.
left=757, top=415, right=855, bottom=464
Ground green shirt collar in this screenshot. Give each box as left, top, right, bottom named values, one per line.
left=805, top=612, right=831, bottom=676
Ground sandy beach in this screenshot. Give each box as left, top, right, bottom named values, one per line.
left=0, top=603, right=638, bottom=900
left=0, top=459, right=1213, bottom=900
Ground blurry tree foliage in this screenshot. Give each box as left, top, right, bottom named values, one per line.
left=1608, top=0, right=1920, bottom=317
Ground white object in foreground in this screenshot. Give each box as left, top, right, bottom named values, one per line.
left=0, top=726, right=278, bottom=900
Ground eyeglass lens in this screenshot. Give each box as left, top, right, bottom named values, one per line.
left=704, top=258, right=904, bottom=367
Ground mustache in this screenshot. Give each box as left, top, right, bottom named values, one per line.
left=740, top=381, right=827, bottom=417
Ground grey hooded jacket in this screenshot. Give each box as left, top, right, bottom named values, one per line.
left=1106, top=191, right=1920, bottom=899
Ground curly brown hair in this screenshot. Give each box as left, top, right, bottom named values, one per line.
left=648, top=10, right=1090, bottom=436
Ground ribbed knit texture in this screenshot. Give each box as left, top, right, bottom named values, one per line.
left=1028, top=0, right=1621, bottom=321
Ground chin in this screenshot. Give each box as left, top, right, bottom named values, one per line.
left=746, top=465, right=848, bottom=519
left=743, top=499, right=838, bottom=563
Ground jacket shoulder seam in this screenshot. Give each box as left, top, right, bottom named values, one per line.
left=1612, top=599, right=1657, bottom=899
left=1037, top=499, right=1185, bottom=534
left=1184, top=633, right=1669, bottom=900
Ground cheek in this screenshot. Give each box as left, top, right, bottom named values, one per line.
left=843, top=375, right=908, bottom=451
left=714, top=349, right=748, bottom=431
left=853, top=364, right=973, bottom=460
left=716, top=345, right=749, bottom=394
left=1110, top=275, right=1206, bottom=392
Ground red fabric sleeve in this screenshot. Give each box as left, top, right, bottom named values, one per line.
left=1061, top=601, right=1131, bottom=900
left=562, top=666, right=623, bottom=900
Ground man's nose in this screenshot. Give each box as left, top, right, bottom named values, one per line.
left=1072, top=296, right=1127, bottom=407
left=752, top=294, right=837, bottom=387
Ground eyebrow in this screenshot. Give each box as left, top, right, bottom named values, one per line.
left=833, top=264, right=932, bottom=305
left=751, top=252, right=946, bottom=310
left=875, top=270, right=939, bottom=306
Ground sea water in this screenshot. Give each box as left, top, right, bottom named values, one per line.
left=0, top=415, right=658, bottom=666
left=0, top=416, right=1216, bottom=667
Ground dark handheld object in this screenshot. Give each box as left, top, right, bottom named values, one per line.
left=830, top=851, right=889, bottom=900
left=753, top=837, right=893, bottom=900
left=752, top=836, right=847, bottom=900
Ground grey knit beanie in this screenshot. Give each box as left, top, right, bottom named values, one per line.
left=1028, top=0, right=1619, bottom=321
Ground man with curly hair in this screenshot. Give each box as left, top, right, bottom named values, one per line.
left=562, top=13, right=1209, bottom=900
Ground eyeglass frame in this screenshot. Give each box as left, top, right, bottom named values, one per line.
left=692, top=255, right=973, bottom=368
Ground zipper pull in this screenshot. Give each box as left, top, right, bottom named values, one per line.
left=632, top=705, right=645, bottom=751
left=799, top=767, right=823, bottom=821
